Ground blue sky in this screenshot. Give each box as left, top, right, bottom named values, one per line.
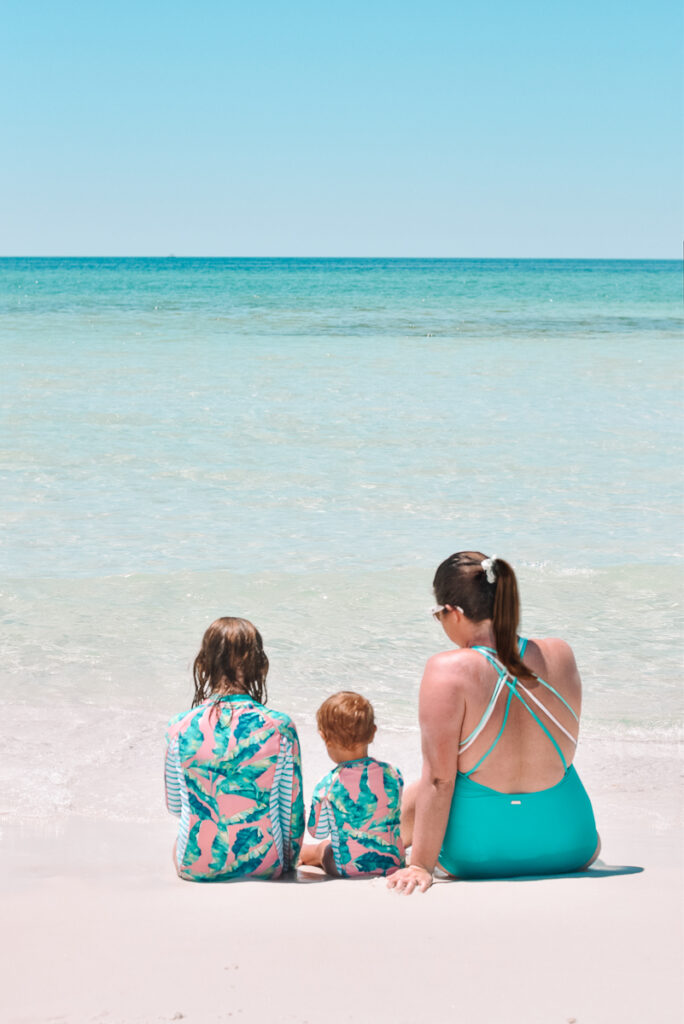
left=2, top=0, right=681, bottom=256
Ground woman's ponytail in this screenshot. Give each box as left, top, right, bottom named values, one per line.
left=433, top=551, right=536, bottom=682
left=491, top=559, right=536, bottom=681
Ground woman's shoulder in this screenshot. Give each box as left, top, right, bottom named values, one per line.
left=525, top=636, right=579, bottom=672
left=424, top=647, right=492, bottom=682
left=420, top=648, right=492, bottom=705
left=523, top=637, right=582, bottom=695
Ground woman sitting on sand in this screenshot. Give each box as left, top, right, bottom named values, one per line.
left=165, top=617, right=305, bottom=881
left=388, top=552, right=599, bottom=894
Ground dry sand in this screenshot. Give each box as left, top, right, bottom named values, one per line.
left=1, top=744, right=681, bottom=1024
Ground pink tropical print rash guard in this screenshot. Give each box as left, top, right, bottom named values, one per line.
left=165, top=694, right=305, bottom=881
left=308, top=757, right=405, bottom=877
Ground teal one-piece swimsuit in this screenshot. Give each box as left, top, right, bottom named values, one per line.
left=439, top=639, right=598, bottom=879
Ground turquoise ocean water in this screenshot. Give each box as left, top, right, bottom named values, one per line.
left=0, top=258, right=681, bottom=822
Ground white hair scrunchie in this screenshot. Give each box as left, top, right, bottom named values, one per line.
left=481, top=555, right=499, bottom=584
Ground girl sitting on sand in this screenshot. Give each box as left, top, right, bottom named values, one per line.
left=299, top=691, right=405, bottom=877
left=164, top=617, right=305, bottom=881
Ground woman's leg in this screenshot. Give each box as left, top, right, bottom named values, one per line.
left=399, top=780, right=420, bottom=849
left=579, top=834, right=602, bottom=870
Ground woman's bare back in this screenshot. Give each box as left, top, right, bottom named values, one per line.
left=453, top=637, right=583, bottom=793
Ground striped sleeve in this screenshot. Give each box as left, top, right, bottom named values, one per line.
left=164, top=734, right=183, bottom=816
left=270, top=731, right=305, bottom=872
left=307, top=776, right=335, bottom=839
left=310, top=800, right=335, bottom=840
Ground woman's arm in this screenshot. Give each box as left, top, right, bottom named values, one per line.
left=388, top=652, right=465, bottom=894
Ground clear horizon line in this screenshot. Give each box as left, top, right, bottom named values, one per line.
left=0, top=254, right=681, bottom=262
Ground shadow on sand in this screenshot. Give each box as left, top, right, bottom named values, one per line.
left=295, top=860, right=645, bottom=885
left=446, top=860, right=644, bottom=883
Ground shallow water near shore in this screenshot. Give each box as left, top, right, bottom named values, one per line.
left=1, top=257, right=682, bottom=825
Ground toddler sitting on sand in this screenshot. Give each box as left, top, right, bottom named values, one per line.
left=299, top=691, right=405, bottom=877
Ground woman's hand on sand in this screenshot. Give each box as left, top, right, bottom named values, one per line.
left=387, top=864, right=433, bottom=894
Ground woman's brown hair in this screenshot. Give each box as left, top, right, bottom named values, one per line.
left=192, top=617, right=269, bottom=708
left=433, top=551, right=536, bottom=681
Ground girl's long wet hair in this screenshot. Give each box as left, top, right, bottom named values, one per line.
left=433, top=551, right=536, bottom=681
left=192, top=617, right=269, bottom=708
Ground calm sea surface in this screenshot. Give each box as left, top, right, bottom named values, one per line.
left=1, top=258, right=681, bottom=820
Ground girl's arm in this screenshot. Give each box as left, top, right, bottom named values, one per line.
left=387, top=652, right=465, bottom=894
left=289, top=732, right=306, bottom=866
left=276, top=729, right=305, bottom=871
left=164, top=734, right=183, bottom=816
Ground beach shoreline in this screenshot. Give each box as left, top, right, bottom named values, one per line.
left=1, top=737, right=681, bottom=1024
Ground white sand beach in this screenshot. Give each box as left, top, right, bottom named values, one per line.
left=2, top=740, right=681, bottom=1024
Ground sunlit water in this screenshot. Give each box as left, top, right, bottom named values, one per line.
left=1, top=258, right=681, bottom=822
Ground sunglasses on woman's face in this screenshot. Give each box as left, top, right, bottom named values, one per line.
left=429, top=604, right=464, bottom=621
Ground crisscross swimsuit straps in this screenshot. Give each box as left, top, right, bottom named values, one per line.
left=458, top=637, right=579, bottom=776
left=439, top=638, right=598, bottom=879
